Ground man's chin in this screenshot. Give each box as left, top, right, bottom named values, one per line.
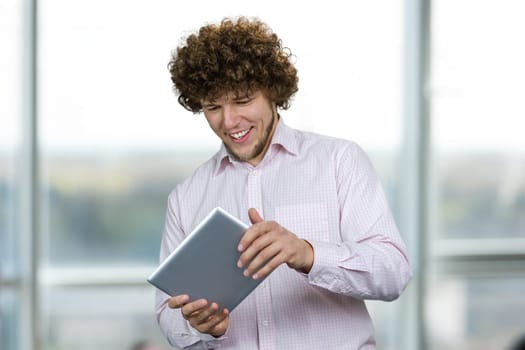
left=225, top=146, right=261, bottom=164
left=224, top=145, right=250, bottom=162
left=229, top=151, right=252, bottom=163
left=224, top=139, right=266, bottom=164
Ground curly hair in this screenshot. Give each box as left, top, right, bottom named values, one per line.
left=168, top=16, right=298, bottom=113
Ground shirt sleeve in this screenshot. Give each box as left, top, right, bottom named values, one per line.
left=155, top=190, right=226, bottom=349
left=307, top=143, right=412, bottom=301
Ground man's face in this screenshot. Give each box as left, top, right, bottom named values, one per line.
left=202, top=90, right=277, bottom=166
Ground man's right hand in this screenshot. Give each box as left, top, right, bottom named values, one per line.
left=168, top=295, right=229, bottom=337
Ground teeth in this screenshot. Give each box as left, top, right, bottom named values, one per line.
left=231, top=129, right=249, bottom=139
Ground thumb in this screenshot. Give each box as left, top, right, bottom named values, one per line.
left=248, top=208, right=264, bottom=225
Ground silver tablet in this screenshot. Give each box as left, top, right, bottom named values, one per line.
left=148, top=207, right=265, bottom=312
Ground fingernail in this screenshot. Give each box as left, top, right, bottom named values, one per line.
left=237, top=244, right=243, bottom=251
left=237, top=260, right=242, bottom=268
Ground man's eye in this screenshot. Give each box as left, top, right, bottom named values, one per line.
left=204, top=105, right=219, bottom=111
left=236, top=98, right=252, bottom=105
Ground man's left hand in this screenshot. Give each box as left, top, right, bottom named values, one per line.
left=236, top=208, right=314, bottom=279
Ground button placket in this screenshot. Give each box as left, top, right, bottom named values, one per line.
left=247, top=169, right=275, bottom=350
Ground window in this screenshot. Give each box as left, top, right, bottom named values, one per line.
left=0, top=0, right=22, bottom=281
left=431, top=0, right=525, bottom=240
left=427, top=1, right=525, bottom=349
left=0, top=0, right=23, bottom=349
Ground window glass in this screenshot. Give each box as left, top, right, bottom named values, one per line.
left=38, top=0, right=218, bottom=265
left=426, top=275, right=525, bottom=350
left=428, top=2, right=525, bottom=348
left=0, top=290, right=20, bottom=350
left=41, top=286, right=168, bottom=350
left=0, top=0, right=22, bottom=281
left=0, top=2, right=23, bottom=350
left=40, top=152, right=202, bottom=265
left=430, top=0, right=525, bottom=239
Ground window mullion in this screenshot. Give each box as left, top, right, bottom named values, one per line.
left=20, top=0, right=40, bottom=349
left=401, top=0, right=431, bottom=349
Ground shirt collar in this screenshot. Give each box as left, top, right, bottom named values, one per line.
left=212, top=117, right=299, bottom=175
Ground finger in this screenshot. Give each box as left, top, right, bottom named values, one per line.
left=238, top=210, right=273, bottom=254
left=249, top=246, right=286, bottom=279
left=250, top=256, right=283, bottom=280
left=241, top=237, right=280, bottom=276
left=181, top=299, right=208, bottom=319
left=248, top=208, right=264, bottom=224
left=195, top=307, right=230, bottom=337
left=237, top=220, right=270, bottom=253
left=192, top=302, right=220, bottom=325
left=237, top=228, right=274, bottom=268
left=209, top=309, right=230, bottom=337
left=167, top=294, right=190, bottom=309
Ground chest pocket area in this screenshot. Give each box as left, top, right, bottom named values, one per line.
left=274, top=202, right=329, bottom=242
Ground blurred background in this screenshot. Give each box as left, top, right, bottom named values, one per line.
left=1, top=0, right=524, bottom=349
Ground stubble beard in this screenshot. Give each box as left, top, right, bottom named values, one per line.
left=225, top=110, right=277, bottom=164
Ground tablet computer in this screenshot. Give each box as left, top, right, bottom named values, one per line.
left=147, top=207, right=265, bottom=312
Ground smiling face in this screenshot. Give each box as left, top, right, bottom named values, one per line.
left=202, top=90, right=278, bottom=166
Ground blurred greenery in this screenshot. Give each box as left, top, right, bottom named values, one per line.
left=41, top=151, right=209, bottom=266
left=47, top=182, right=168, bottom=264
left=437, top=154, right=525, bottom=238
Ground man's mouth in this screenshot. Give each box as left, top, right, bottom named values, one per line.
left=230, top=127, right=252, bottom=141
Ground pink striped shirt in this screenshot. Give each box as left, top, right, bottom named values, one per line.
left=156, top=119, right=412, bottom=349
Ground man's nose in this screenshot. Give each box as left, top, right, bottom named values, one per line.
left=222, top=104, right=240, bottom=129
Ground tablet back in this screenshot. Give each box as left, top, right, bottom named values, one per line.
left=148, top=207, right=264, bottom=312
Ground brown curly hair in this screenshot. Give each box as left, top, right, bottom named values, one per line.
left=168, top=16, right=298, bottom=113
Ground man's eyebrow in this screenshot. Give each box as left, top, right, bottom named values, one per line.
left=202, top=99, right=217, bottom=106
left=232, top=92, right=254, bottom=100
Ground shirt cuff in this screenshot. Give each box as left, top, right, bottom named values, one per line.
left=200, top=333, right=224, bottom=347
left=308, top=240, right=370, bottom=282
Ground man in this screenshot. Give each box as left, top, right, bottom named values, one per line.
left=155, top=16, right=412, bottom=349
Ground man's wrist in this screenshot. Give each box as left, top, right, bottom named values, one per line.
left=299, top=239, right=314, bottom=274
